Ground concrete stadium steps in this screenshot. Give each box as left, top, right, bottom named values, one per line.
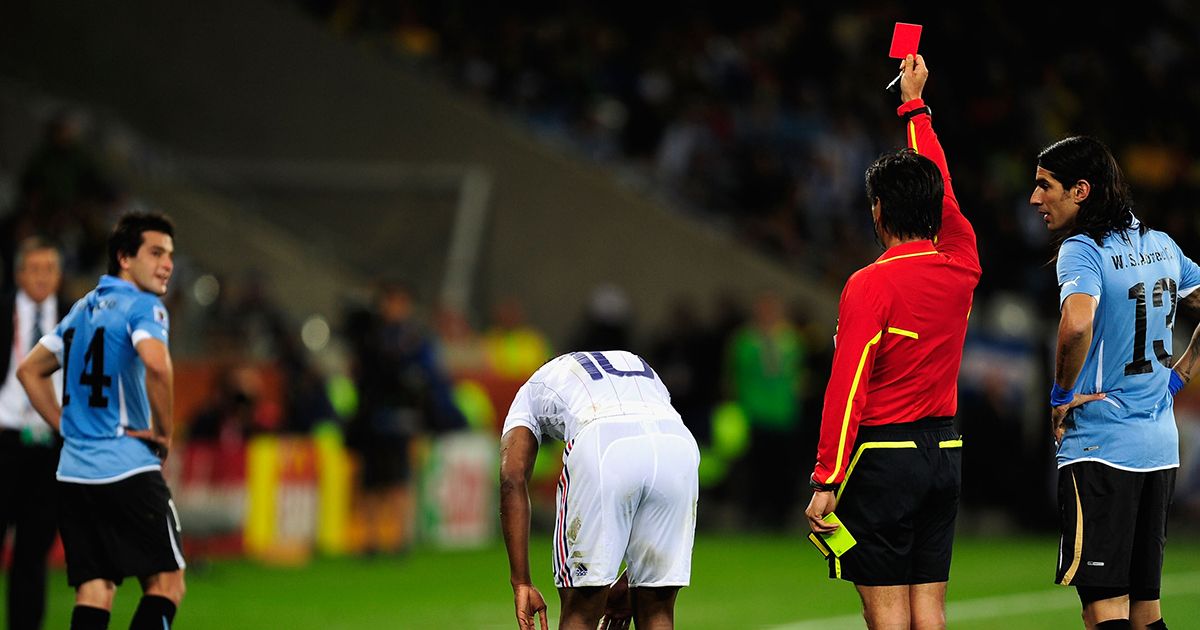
left=0, top=0, right=836, bottom=342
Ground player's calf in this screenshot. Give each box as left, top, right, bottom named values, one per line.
left=558, top=585, right=608, bottom=630
left=631, top=585, right=680, bottom=630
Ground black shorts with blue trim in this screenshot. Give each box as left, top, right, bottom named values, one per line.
left=821, top=417, right=962, bottom=586
left=59, top=470, right=186, bottom=587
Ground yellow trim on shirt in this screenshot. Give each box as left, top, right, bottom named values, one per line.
left=824, top=331, right=884, bottom=484
left=909, top=120, right=919, bottom=153
left=887, top=327, right=919, bottom=339
left=876, top=250, right=938, bottom=264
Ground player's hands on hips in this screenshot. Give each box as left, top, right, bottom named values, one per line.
left=598, top=570, right=632, bottom=630
left=1050, top=392, right=1106, bottom=445
left=127, top=429, right=171, bottom=462
left=512, top=582, right=548, bottom=630
left=805, top=490, right=839, bottom=534
left=899, top=54, right=928, bottom=103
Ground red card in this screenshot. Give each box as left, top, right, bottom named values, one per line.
left=888, top=22, right=922, bottom=59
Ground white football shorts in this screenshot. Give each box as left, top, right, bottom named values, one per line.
left=552, top=416, right=699, bottom=588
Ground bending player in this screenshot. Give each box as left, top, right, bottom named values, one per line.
left=500, top=350, right=699, bottom=630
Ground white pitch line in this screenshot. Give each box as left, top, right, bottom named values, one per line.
left=765, top=571, right=1200, bottom=630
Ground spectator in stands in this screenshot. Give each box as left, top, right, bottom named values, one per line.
left=187, top=366, right=262, bottom=447
left=571, top=284, right=633, bottom=351
left=275, top=329, right=336, bottom=435
left=649, top=296, right=719, bottom=445
left=344, top=283, right=463, bottom=554
left=482, top=296, right=551, bottom=380
left=4, top=112, right=114, bottom=288
left=432, top=303, right=489, bottom=376
left=725, top=291, right=807, bottom=530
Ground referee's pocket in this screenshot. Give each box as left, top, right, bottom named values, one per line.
left=940, top=437, right=963, bottom=495
left=841, top=441, right=918, bottom=493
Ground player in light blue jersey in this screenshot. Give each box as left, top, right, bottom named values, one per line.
left=18, top=213, right=185, bottom=630
left=1032, top=136, right=1200, bottom=630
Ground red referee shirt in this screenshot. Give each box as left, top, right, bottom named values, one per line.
left=811, top=98, right=981, bottom=486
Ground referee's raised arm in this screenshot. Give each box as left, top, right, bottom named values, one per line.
left=897, top=54, right=979, bottom=273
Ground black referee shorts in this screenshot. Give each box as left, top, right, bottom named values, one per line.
left=58, top=471, right=186, bottom=587
left=826, top=417, right=962, bottom=586
left=1056, top=461, right=1175, bottom=597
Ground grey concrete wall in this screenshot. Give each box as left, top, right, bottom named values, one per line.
left=0, top=0, right=836, bottom=344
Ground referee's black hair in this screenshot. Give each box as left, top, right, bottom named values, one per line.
left=865, top=148, right=943, bottom=242
left=1037, top=135, right=1145, bottom=246
left=107, top=212, right=175, bottom=275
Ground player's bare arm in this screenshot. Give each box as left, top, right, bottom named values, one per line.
left=1176, top=288, right=1200, bottom=319
left=899, top=53, right=927, bottom=102
left=598, top=570, right=632, bottom=630
left=1171, top=320, right=1200, bottom=385
left=500, top=427, right=549, bottom=630
left=1166, top=269, right=1200, bottom=394
left=126, top=337, right=174, bottom=461
left=16, top=343, right=63, bottom=433
left=1051, top=294, right=1106, bottom=442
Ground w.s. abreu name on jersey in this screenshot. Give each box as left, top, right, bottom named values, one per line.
left=1108, top=242, right=1176, bottom=270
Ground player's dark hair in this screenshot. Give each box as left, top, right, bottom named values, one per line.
left=107, top=212, right=175, bottom=275
left=865, top=148, right=943, bottom=242
left=1037, top=136, right=1144, bottom=246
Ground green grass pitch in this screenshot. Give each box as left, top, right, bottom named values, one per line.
left=9, top=534, right=1199, bottom=628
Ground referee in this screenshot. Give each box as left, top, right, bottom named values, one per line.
left=804, top=54, right=980, bottom=629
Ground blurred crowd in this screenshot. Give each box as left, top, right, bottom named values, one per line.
left=299, top=0, right=1200, bottom=300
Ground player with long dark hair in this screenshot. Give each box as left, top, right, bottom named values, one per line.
left=1034, top=134, right=1200, bottom=630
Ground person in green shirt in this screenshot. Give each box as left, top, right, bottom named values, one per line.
left=726, top=291, right=806, bottom=530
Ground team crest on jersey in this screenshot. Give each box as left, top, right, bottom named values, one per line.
left=153, top=305, right=169, bottom=328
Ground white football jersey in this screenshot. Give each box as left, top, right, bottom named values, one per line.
left=501, top=350, right=681, bottom=444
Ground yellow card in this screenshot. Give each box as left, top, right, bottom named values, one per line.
left=817, top=512, right=857, bottom=557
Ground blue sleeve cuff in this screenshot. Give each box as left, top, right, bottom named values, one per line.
left=1050, top=382, right=1075, bottom=407
left=1169, top=370, right=1186, bottom=397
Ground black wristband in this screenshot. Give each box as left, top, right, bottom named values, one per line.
left=902, top=105, right=931, bottom=122
left=809, top=476, right=839, bottom=492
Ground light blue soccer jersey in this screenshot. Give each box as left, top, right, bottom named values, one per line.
left=1057, top=218, right=1200, bottom=470
left=42, top=275, right=170, bottom=483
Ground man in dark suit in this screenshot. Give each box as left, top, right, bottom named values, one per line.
left=0, top=236, right=65, bottom=630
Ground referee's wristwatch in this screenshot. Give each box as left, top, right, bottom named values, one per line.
left=809, top=476, right=839, bottom=493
